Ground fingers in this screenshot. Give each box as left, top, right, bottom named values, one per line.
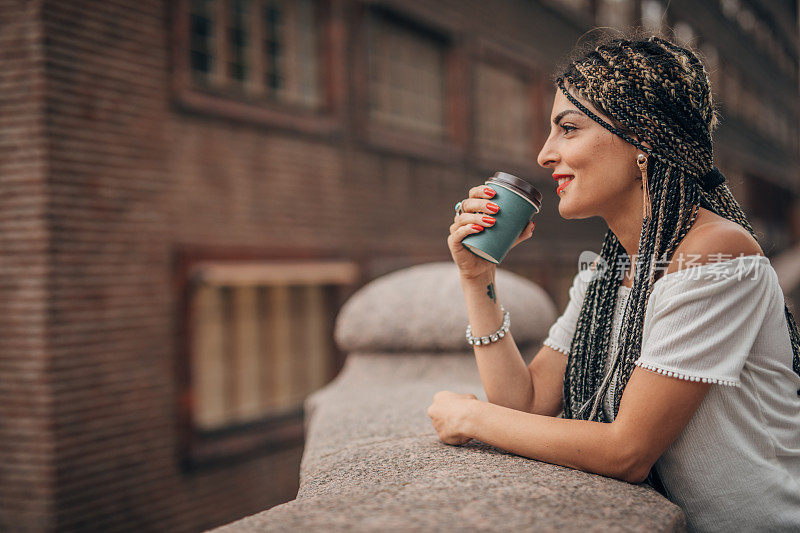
left=452, top=185, right=498, bottom=223
left=447, top=221, right=486, bottom=248
left=521, top=220, right=535, bottom=239
left=517, top=220, right=535, bottom=241
left=468, top=185, right=498, bottom=200
left=510, top=220, right=535, bottom=249
left=449, top=213, right=496, bottom=234
left=453, top=198, right=500, bottom=221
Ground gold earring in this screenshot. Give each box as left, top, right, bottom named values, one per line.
left=637, top=153, right=652, bottom=220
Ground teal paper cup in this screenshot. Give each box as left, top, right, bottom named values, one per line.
left=462, top=172, right=542, bottom=264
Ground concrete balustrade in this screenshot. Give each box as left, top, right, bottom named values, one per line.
left=214, top=262, right=686, bottom=532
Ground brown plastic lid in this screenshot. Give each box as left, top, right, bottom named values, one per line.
left=487, top=172, right=542, bottom=212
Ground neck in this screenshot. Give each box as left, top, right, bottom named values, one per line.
left=603, top=197, right=645, bottom=283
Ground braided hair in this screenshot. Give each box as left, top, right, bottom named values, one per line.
left=555, top=34, right=800, bottom=431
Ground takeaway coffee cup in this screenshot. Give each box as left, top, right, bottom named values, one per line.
left=461, top=172, right=542, bottom=264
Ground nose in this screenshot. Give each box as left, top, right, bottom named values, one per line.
left=537, top=133, right=558, bottom=169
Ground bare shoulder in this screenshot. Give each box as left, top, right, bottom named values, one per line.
left=663, top=209, right=763, bottom=277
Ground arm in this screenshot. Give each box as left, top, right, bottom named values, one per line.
left=464, top=367, right=710, bottom=483
left=461, top=272, right=567, bottom=417
left=460, top=271, right=533, bottom=412
left=450, top=183, right=539, bottom=413
left=459, top=227, right=759, bottom=481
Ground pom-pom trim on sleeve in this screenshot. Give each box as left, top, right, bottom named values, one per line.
left=635, top=360, right=741, bottom=387
left=543, top=338, right=570, bottom=355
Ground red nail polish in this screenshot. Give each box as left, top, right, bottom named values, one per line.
left=486, top=202, right=499, bottom=213
left=471, top=224, right=484, bottom=231
left=483, top=187, right=496, bottom=198
left=482, top=216, right=496, bottom=225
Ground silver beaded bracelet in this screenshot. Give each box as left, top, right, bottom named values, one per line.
left=465, top=306, right=510, bottom=346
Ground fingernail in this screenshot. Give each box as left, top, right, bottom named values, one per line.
left=482, top=216, right=496, bottom=225
left=471, top=224, right=484, bottom=231
left=483, top=187, right=496, bottom=198
left=486, top=202, right=499, bottom=213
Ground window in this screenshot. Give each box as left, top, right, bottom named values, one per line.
left=261, top=0, right=320, bottom=107
left=189, top=0, right=215, bottom=82
left=366, top=11, right=447, bottom=138
left=673, top=21, right=696, bottom=47
left=227, top=0, right=249, bottom=83
left=596, top=0, right=635, bottom=29
left=640, top=0, right=664, bottom=33
left=720, top=67, right=741, bottom=116
left=699, top=44, right=720, bottom=99
left=746, top=175, right=794, bottom=254
left=719, top=0, right=740, bottom=19
left=475, top=63, right=533, bottom=162
left=179, top=258, right=357, bottom=463
left=539, top=80, right=556, bottom=147
left=551, top=0, right=592, bottom=14
left=735, top=7, right=756, bottom=33
left=184, top=0, right=322, bottom=109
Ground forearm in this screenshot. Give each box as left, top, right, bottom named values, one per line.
left=461, top=272, right=534, bottom=412
left=466, top=400, right=637, bottom=482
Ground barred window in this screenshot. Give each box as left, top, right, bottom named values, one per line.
left=183, top=260, right=356, bottom=458
left=367, top=11, right=447, bottom=138
left=187, top=0, right=321, bottom=108
left=475, top=63, right=532, bottom=161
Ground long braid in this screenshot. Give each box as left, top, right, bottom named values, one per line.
left=556, top=33, right=800, bottom=438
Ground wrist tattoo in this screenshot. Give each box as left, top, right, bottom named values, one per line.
left=486, top=282, right=496, bottom=303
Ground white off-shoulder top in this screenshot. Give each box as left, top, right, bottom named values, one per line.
left=543, top=254, right=800, bottom=532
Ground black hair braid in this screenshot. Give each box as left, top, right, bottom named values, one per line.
left=556, top=33, right=800, bottom=438
left=563, top=231, right=623, bottom=420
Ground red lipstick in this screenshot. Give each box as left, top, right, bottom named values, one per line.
left=553, top=173, right=575, bottom=195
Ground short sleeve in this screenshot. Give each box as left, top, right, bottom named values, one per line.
left=635, top=256, right=776, bottom=387
left=543, top=271, right=591, bottom=355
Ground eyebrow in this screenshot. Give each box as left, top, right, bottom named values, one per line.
left=552, top=109, right=584, bottom=125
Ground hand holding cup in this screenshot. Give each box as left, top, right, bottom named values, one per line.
left=448, top=173, right=540, bottom=280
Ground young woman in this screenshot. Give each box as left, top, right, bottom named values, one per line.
left=427, top=34, right=800, bottom=531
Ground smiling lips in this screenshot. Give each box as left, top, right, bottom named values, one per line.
left=553, top=173, right=575, bottom=195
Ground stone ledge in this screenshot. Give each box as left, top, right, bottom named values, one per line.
left=213, top=353, right=686, bottom=532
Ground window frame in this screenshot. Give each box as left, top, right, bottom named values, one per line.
left=174, top=245, right=359, bottom=469
left=171, top=0, right=345, bottom=136
left=470, top=37, right=548, bottom=176
left=351, top=2, right=468, bottom=163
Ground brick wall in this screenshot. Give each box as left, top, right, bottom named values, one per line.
left=0, top=0, right=615, bottom=529
left=36, top=0, right=311, bottom=530
left=3, top=0, right=793, bottom=530
left=0, top=1, right=55, bottom=530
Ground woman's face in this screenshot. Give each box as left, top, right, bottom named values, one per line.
left=537, top=86, right=643, bottom=221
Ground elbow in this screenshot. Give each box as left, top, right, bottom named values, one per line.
left=610, top=423, right=656, bottom=484
left=622, top=461, right=652, bottom=485
left=615, top=445, right=654, bottom=484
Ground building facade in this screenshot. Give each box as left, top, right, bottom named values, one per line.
left=0, top=0, right=797, bottom=530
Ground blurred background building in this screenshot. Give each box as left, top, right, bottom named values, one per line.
left=1, top=0, right=797, bottom=530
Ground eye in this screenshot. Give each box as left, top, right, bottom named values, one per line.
left=560, top=123, right=577, bottom=134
